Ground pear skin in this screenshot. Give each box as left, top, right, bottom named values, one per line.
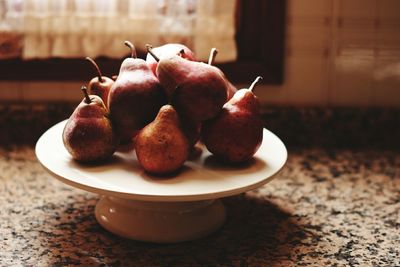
left=86, top=57, right=114, bottom=106
left=146, top=43, right=196, bottom=75
left=226, top=81, right=238, bottom=100
left=207, top=48, right=237, bottom=100
left=180, top=114, right=201, bottom=148
left=218, top=68, right=237, bottom=100
left=135, top=105, right=189, bottom=175
left=108, top=42, right=167, bottom=143
left=156, top=55, right=228, bottom=121
left=202, top=77, right=264, bottom=163
left=63, top=90, right=117, bottom=163
left=88, top=76, right=114, bottom=106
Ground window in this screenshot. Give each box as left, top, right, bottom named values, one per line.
left=0, top=0, right=285, bottom=84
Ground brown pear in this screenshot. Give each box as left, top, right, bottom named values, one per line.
left=86, top=57, right=114, bottom=106
left=62, top=86, right=117, bottom=163
left=108, top=41, right=167, bottom=143
left=135, top=105, right=189, bottom=175
left=202, top=77, right=264, bottom=163
left=147, top=45, right=228, bottom=122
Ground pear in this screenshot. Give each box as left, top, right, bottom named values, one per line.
left=145, top=43, right=196, bottom=76
left=207, top=48, right=237, bottom=100
left=62, top=86, right=117, bottom=163
left=180, top=113, right=201, bottom=148
left=85, top=57, right=114, bottom=106
left=108, top=41, right=167, bottom=143
left=135, top=105, right=189, bottom=175
left=147, top=45, right=228, bottom=122
left=202, top=77, right=264, bottom=163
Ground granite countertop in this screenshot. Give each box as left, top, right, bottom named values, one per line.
left=0, top=105, right=399, bottom=266
left=1, top=145, right=399, bottom=266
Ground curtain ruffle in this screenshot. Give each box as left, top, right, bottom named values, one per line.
left=0, top=0, right=236, bottom=62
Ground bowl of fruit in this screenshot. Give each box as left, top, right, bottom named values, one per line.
left=36, top=42, right=287, bottom=243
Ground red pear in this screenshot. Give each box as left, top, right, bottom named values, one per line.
left=85, top=57, right=114, bottom=106
left=108, top=41, right=167, bottom=143
left=63, top=86, right=117, bottom=163
left=207, top=48, right=237, bottom=100
left=202, top=77, right=264, bottom=163
left=146, top=43, right=196, bottom=75
left=147, top=45, right=228, bottom=122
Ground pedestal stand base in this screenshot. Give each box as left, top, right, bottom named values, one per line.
left=95, top=196, right=226, bottom=243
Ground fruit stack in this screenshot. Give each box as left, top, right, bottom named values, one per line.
left=62, top=41, right=264, bottom=175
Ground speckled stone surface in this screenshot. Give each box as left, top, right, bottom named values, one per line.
left=0, top=146, right=399, bottom=266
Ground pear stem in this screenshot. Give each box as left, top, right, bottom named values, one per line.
left=124, top=41, right=137, bottom=58
left=248, top=76, right=263, bottom=92
left=85, top=57, right=104, bottom=83
left=146, top=44, right=160, bottom=62
left=208, top=48, right=218, bottom=65
left=81, top=86, right=91, bottom=104
left=179, top=49, right=186, bottom=57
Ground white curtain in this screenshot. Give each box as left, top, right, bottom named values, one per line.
left=0, top=0, right=236, bottom=62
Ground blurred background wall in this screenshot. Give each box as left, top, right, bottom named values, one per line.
left=257, top=0, right=400, bottom=107
left=1, top=0, right=399, bottom=107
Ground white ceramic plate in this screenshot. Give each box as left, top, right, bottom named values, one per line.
left=36, top=120, right=287, bottom=202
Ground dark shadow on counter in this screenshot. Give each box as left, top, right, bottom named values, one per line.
left=37, top=194, right=308, bottom=266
